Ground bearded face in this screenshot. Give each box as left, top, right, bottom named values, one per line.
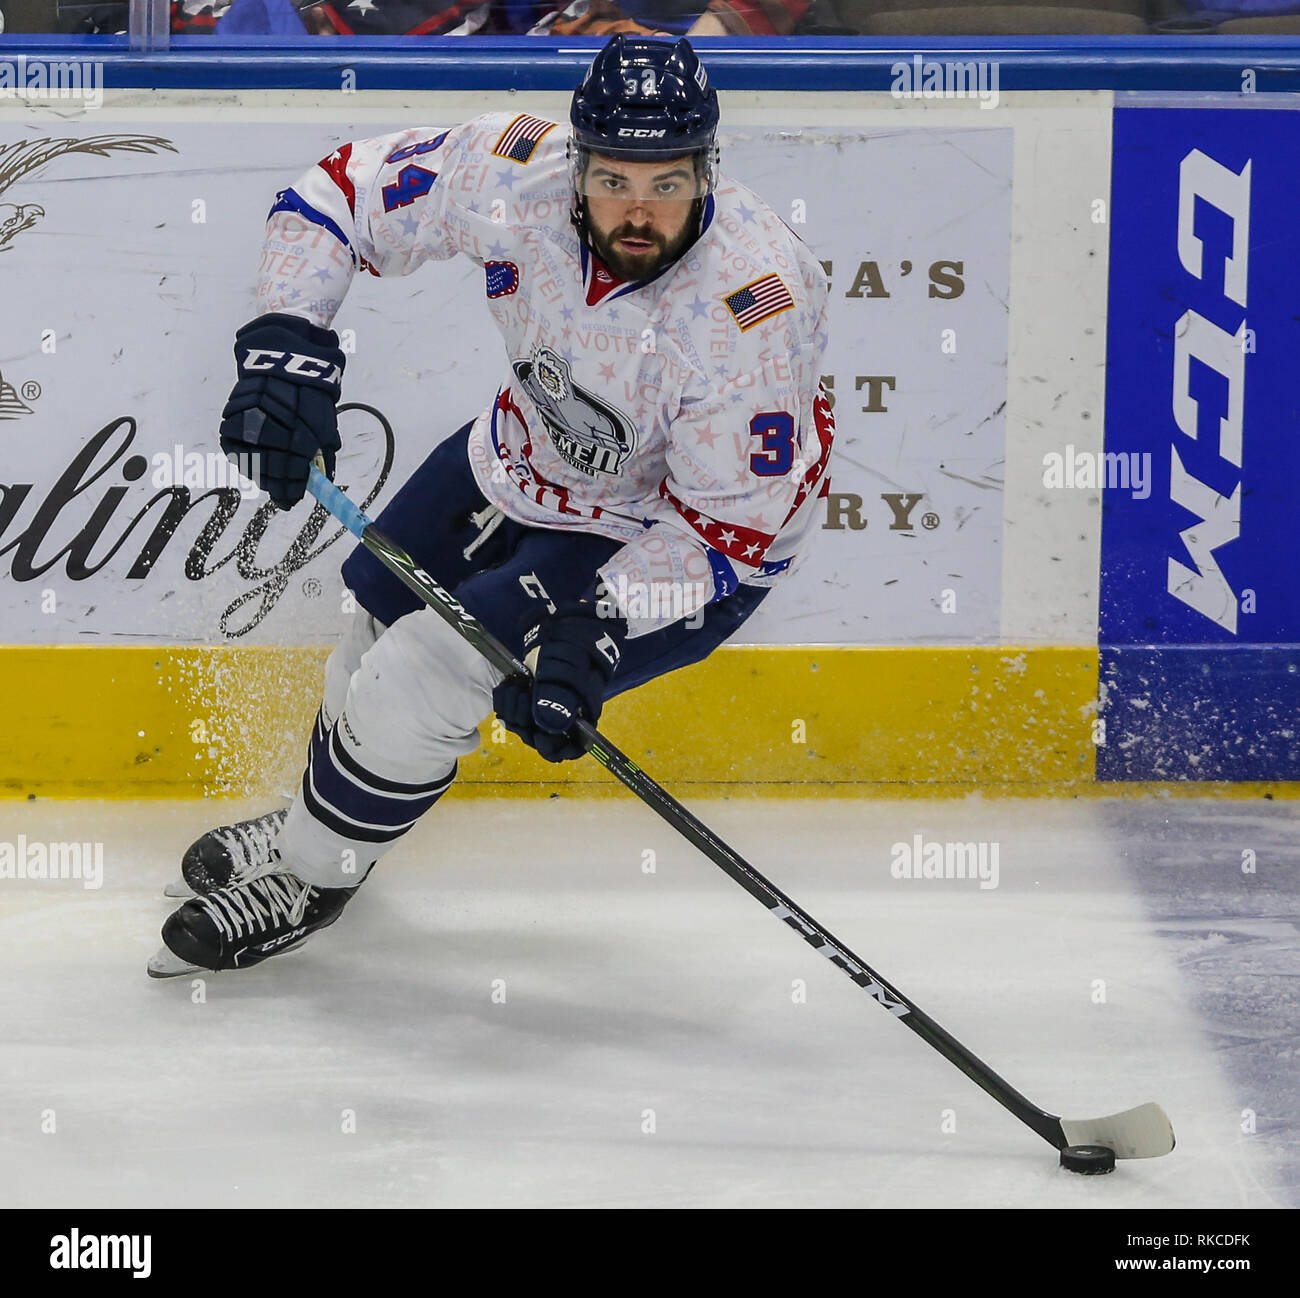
left=579, top=153, right=702, bottom=281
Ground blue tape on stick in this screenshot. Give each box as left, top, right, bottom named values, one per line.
left=308, top=464, right=371, bottom=540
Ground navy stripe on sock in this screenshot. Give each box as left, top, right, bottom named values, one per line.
left=302, top=717, right=455, bottom=841
left=329, top=722, right=452, bottom=797
left=300, top=772, right=412, bottom=844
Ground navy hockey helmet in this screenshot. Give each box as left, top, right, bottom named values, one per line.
left=568, top=37, right=720, bottom=259
left=570, top=35, right=720, bottom=166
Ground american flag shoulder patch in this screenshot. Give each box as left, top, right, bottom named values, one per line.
left=492, top=115, right=557, bottom=165
left=723, top=273, right=795, bottom=332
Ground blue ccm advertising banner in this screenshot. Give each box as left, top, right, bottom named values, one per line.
left=1100, top=103, right=1300, bottom=781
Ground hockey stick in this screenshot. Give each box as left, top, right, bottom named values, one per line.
left=307, top=465, right=1174, bottom=1162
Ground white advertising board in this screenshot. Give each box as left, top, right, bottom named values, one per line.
left=0, top=103, right=1021, bottom=646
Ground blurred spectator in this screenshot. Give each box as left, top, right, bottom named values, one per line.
left=46, top=0, right=1300, bottom=34
left=217, top=0, right=305, bottom=30
left=172, top=0, right=232, bottom=31
left=5, top=0, right=61, bottom=32
left=686, top=0, right=812, bottom=32
left=830, top=1, right=1147, bottom=35
left=1210, top=1, right=1300, bottom=31
left=529, top=0, right=684, bottom=33
left=294, top=0, right=493, bottom=35
left=167, top=0, right=813, bottom=35
left=168, top=0, right=493, bottom=32
left=175, top=0, right=304, bottom=30
left=1181, top=0, right=1300, bottom=11
left=530, top=0, right=810, bottom=33
left=793, top=0, right=860, bottom=31
left=1149, top=0, right=1300, bottom=27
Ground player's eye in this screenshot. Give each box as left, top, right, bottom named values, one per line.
left=655, top=181, right=680, bottom=197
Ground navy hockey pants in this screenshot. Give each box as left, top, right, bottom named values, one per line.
left=339, top=422, right=769, bottom=699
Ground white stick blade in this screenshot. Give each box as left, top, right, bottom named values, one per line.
left=1060, top=1103, right=1175, bottom=1159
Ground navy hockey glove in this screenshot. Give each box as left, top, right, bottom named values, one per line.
left=219, top=312, right=345, bottom=510
left=493, top=605, right=627, bottom=763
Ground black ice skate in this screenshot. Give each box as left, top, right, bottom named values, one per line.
left=147, top=870, right=354, bottom=978
left=163, top=808, right=288, bottom=898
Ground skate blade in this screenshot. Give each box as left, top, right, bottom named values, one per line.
left=162, top=878, right=193, bottom=899
left=146, top=945, right=204, bottom=979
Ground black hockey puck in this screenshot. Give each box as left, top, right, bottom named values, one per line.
left=1059, top=1144, right=1117, bottom=1174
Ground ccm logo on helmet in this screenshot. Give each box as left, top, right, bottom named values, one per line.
left=242, top=349, right=343, bottom=385
left=617, top=128, right=667, bottom=138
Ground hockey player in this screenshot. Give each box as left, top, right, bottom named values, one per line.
left=149, top=35, right=833, bottom=978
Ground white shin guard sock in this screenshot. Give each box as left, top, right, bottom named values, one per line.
left=280, top=604, right=504, bottom=888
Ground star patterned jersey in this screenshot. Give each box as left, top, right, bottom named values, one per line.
left=257, top=112, right=833, bottom=633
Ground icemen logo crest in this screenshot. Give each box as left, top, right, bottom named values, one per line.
left=513, top=347, right=637, bottom=478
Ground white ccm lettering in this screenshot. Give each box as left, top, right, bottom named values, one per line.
left=241, top=348, right=283, bottom=370
left=282, top=354, right=340, bottom=382
left=1168, top=149, right=1251, bottom=633
left=241, top=349, right=343, bottom=385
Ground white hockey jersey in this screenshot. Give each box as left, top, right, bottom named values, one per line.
left=257, top=112, right=833, bottom=631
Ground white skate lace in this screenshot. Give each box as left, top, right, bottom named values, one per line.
left=200, top=874, right=313, bottom=943
left=215, top=811, right=286, bottom=882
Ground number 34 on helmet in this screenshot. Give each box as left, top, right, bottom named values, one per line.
left=568, top=35, right=722, bottom=200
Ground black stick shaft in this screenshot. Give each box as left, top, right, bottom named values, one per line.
left=577, top=722, right=1064, bottom=1149
left=308, top=468, right=1067, bottom=1151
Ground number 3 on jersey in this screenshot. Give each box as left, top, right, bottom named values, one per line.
left=749, top=412, right=795, bottom=476
left=382, top=165, right=437, bottom=212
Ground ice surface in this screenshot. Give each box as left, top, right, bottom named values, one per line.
left=0, top=795, right=1291, bottom=1209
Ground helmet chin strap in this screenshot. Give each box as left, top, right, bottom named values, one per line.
left=570, top=193, right=591, bottom=252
